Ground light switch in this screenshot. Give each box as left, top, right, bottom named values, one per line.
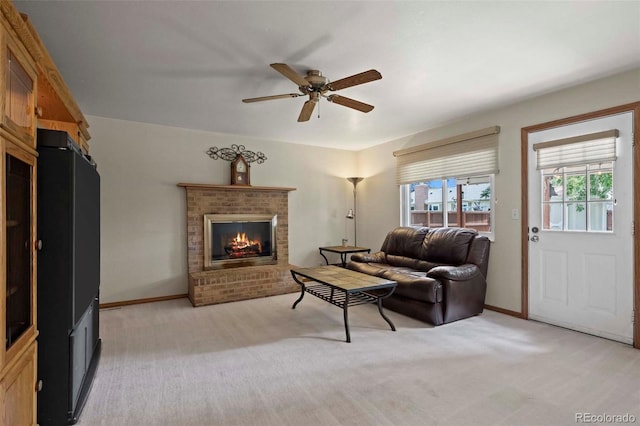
left=511, top=208, right=520, bottom=220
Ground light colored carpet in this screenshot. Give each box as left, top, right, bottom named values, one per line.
left=78, top=294, right=640, bottom=426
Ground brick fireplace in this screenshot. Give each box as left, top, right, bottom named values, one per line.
left=178, top=183, right=298, bottom=307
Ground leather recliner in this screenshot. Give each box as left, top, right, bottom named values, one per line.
left=347, top=226, right=490, bottom=326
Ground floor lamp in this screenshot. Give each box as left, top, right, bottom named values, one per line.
left=346, top=177, right=363, bottom=246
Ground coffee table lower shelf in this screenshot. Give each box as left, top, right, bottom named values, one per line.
left=290, top=266, right=397, bottom=343
left=304, top=284, right=378, bottom=307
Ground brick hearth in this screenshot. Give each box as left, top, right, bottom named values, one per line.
left=178, top=183, right=298, bottom=307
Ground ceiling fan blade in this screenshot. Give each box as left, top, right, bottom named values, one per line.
left=327, top=69, right=382, bottom=91
left=271, top=63, right=310, bottom=87
left=298, top=100, right=316, bottom=122
left=327, top=95, right=374, bottom=113
left=242, top=93, right=302, bottom=103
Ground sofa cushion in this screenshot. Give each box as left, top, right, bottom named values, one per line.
left=347, top=261, right=396, bottom=277
left=420, top=227, right=477, bottom=265
left=381, top=226, right=429, bottom=259
left=414, top=259, right=447, bottom=272
left=380, top=270, right=442, bottom=303
left=386, top=255, right=419, bottom=269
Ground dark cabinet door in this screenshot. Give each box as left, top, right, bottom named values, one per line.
left=5, top=151, right=33, bottom=349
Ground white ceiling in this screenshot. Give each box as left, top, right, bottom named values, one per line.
left=13, top=1, right=640, bottom=151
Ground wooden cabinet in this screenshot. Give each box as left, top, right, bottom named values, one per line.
left=0, top=340, right=37, bottom=426
left=1, top=123, right=38, bottom=426
left=0, top=1, right=91, bottom=423
left=1, top=7, right=39, bottom=422
left=2, top=37, right=36, bottom=148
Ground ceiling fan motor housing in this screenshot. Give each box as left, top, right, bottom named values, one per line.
left=304, top=70, right=327, bottom=90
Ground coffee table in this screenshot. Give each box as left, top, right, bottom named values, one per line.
left=290, top=265, right=397, bottom=342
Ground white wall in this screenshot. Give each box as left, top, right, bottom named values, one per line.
left=356, top=68, right=640, bottom=313
left=88, top=117, right=358, bottom=303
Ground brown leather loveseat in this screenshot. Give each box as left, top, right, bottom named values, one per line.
left=347, top=226, right=490, bottom=326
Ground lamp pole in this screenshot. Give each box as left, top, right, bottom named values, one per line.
left=347, top=177, right=363, bottom=246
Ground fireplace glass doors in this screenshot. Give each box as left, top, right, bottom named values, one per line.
left=204, top=214, right=277, bottom=269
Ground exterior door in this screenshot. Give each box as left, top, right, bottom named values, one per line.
left=528, top=112, right=634, bottom=344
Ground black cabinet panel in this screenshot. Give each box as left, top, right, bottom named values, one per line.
left=36, top=129, right=101, bottom=425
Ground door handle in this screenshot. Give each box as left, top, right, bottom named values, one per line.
left=530, top=235, right=539, bottom=242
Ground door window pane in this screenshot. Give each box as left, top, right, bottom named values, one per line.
left=565, top=173, right=586, bottom=202
left=588, top=167, right=613, bottom=201
left=541, top=162, right=613, bottom=232
left=566, top=202, right=587, bottom=230
left=545, top=202, right=563, bottom=230
left=588, top=202, right=613, bottom=231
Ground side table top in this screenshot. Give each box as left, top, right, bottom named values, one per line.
left=319, top=246, right=370, bottom=254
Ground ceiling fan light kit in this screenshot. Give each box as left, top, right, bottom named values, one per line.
left=242, top=63, right=382, bottom=122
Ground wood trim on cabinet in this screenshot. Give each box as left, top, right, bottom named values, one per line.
left=0, top=2, right=91, bottom=141
left=19, top=13, right=90, bottom=140
left=2, top=140, right=39, bottom=376
left=521, top=101, right=640, bottom=349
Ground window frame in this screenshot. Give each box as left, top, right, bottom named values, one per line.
left=540, top=162, right=614, bottom=233
left=400, top=174, right=495, bottom=241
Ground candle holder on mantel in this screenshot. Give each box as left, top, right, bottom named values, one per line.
left=207, top=144, right=267, bottom=186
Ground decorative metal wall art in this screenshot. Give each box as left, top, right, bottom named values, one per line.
left=206, top=144, right=267, bottom=164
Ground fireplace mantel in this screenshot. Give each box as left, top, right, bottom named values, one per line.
left=177, top=183, right=296, bottom=192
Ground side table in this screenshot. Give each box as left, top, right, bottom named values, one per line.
left=319, top=246, right=370, bottom=268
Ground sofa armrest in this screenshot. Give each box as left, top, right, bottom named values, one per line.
left=350, top=251, right=386, bottom=263
left=427, top=264, right=481, bottom=281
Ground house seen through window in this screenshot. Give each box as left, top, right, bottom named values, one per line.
left=402, top=175, right=494, bottom=236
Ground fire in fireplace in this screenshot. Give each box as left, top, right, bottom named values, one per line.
left=203, top=214, right=277, bottom=269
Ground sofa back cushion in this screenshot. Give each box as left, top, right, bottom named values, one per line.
left=420, top=227, right=477, bottom=265
left=380, top=226, right=429, bottom=259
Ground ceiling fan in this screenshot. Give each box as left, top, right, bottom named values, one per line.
left=242, top=63, right=382, bottom=122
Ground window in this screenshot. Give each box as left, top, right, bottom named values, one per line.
left=533, top=129, right=618, bottom=233
left=542, top=163, right=614, bottom=232
left=402, top=175, right=494, bottom=237
left=395, top=126, right=499, bottom=239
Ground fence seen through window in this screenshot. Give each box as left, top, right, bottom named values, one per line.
left=406, top=176, right=493, bottom=233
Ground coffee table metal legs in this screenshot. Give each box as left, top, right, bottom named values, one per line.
left=344, top=293, right=351, bottom=342
left=377, top=298, right=396, bottom=331
left=377, top=287, right=397, bottom=331
left=291, top=276, right=305, bottom=309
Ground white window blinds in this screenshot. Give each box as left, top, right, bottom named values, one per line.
left=533, top=129, right=618, bottom=170
left=393, top=126, right=500, bottom=185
